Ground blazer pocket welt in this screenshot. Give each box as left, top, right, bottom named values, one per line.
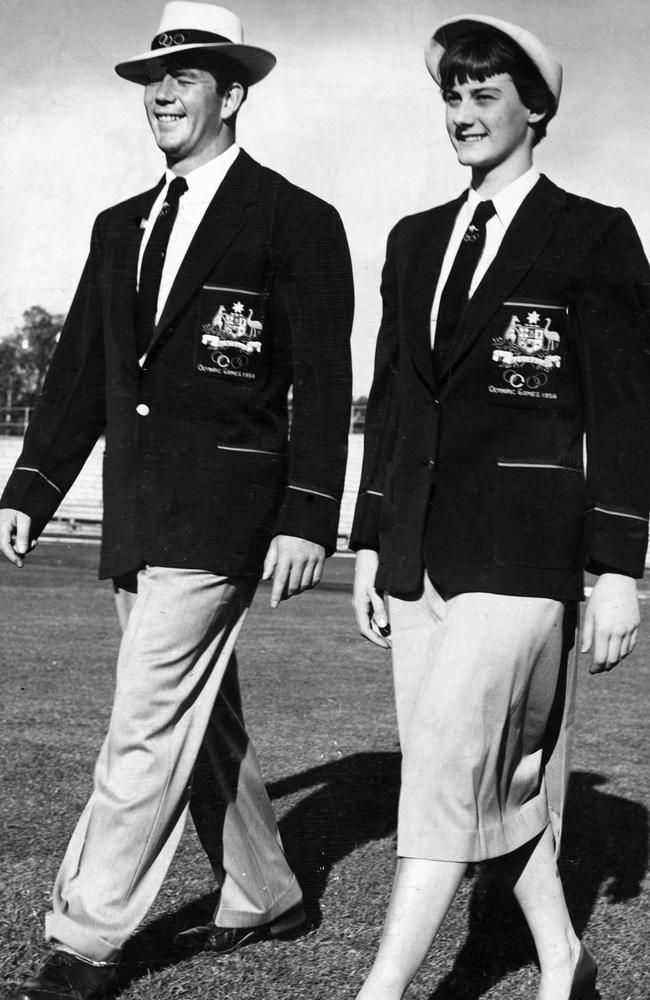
left=493, top=461, right=584, bottom=570
left=216, top=445, right=285, bottom=457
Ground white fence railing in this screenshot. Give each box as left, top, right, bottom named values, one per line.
left=2, top=403, right=368, bottom=437
left=0, top=432, right=365, bottom=545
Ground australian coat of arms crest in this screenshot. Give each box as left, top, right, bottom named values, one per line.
left=196, top=286, right=266, bottom=381
left=487, top=301, right=567, bottom=405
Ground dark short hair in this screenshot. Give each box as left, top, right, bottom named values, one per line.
left=438, top=28, right=554, bottom=145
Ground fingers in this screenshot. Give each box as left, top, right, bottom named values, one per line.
left=351, top=548, right=390, bottom=649
left=582, top=575, right=640, bottom=674
left=0, top=510, right=32, bottom=567
left=270, top=557, right=289, bottom=609
left=265, top=537, right=326, bottom=608
left=587, top=621, right=639, bottom=674
left=299, top=553, right=324, bottom=593
left=15, top=514, right=31, bottom=557
left=588, top=629, right=637, bottom=674
left=624, top=623, right=640, bottom=657
left=262, top=538, right=278, bottom=581
left=0, top=519, right=19, bottom=565
left=272, top=551, right=324, bottom=606
left=352, top=586, right=390, bottom=649
left=580, top=605, right=594, bottom=656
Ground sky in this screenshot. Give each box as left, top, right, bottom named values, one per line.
left=2, top=0, right=650, bottom=393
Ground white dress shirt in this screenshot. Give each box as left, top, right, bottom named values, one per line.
left=430, top=167, right=540, bottom=346
left=137, top=143, right=240, bottom=325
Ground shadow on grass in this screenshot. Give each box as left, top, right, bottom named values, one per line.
left=115, top=761, right=646, bottom=997
left=117, top=891, right=219, bottom=988
left=426, top=770, right=648, bottom=999
left=269, top=750, right=401, bottom=925
left=115, top=751, right=401, bottom=988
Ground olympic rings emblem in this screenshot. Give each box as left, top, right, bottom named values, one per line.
left=503, top=370, right=525, bottom=389
left=502, top=370, right=549, bottom=391
left=156, top=31, right=187, bottom=47
left=211, top=352, right=249, bottom=370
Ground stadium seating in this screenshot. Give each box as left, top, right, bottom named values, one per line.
left=0, top=436, right=364, bottom=547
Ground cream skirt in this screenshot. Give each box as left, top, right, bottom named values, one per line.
left=389, top=577, right=577, bottom=861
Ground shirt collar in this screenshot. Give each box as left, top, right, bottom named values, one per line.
left=466, top=166, right=540, bottom=227
left=164, top=143, right=240, bottom=201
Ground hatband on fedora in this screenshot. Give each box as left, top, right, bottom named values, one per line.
left=425, top=13, right=562, bottom=111
left=115, top=2, right=276, bottom=86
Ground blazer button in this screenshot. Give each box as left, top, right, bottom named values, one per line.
left=136, top=403, right=150, bottom=416
left=423, top=458, right=435, bottom=469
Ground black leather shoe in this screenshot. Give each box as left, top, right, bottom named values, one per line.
left=173, top=901, right=306, bottom=953
left=10, top=951, right=117, bottom=1000
left=569, top=945, right=598, bottom=1000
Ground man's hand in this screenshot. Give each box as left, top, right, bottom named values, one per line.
left=352, top=548, right=391, bottom=649
left=0, top=509, right=36, bottom=567
left=581, top=573, right=640, bottom=673
left=262, top=535, right=326, bottom=608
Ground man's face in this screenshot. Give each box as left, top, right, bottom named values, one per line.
left=443, top=73, right=536, bottom=172
left=144, top=64, right=226, bottom=169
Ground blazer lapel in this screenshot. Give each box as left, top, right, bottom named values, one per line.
left=151, top=150, right=261, bottom=351
left=404, top=195, right=466, bottom=394
left=445, top=175, right=567, bottom=377
left=108, top=180, right=164, bottom=380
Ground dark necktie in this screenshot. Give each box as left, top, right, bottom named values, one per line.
left=433, top=199, right=496, bottom=380
left=135, top=176, right=188, bottom=358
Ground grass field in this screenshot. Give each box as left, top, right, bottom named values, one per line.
left=1, top=541, right=648, bottom=999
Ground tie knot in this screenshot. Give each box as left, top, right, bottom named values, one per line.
left=471, top=199, right=496, bottom=227
left=165, top=176, right=188, bottom=206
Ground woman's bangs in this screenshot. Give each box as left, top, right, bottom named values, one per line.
left=439, top=46, right=511, bottom=89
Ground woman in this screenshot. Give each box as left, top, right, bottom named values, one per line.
left=351, top=14, right=650, bottom=1000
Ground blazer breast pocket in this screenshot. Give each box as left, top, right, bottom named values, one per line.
left=493, top=461, right=585, bottom=570
left=484, top=300, right=569, bottom=409
left=194, top=285, right=269, bottom=384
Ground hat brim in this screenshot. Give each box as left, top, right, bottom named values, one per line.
left=115, top=42, right=276, bottom=86
left=425, top=14, right=562, bottom=111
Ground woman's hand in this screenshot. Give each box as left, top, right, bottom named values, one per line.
left=581, top=573, right=640, bottom=673
left=352, top=548, right=391, bottom=649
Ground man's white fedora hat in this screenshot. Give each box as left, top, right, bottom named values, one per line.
left=425, top=13, right=562, bottom=110
left=115, top=1, right=276, bottom=86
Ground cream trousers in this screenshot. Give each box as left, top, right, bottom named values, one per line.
left=46, top=566, right=301, bottom=962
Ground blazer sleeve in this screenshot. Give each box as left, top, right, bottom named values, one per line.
left=0, top=217, right=107, bottom=537
left=349, top=224, right=400, bottom=552
left=574, top=208, right=650, bottom=577
left=271, top=201, right=354, bottom=554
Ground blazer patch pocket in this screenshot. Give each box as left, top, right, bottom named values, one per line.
left=484, top=301, right=568, bottom=408
left=195, top=286, right=268, bottom=383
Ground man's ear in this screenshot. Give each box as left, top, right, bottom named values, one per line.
left=221, top=82, right=245, bottom=122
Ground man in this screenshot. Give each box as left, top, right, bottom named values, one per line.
left=1, top=3, right=353, bottom=998
left=351, top=14, right=649, bottom=1000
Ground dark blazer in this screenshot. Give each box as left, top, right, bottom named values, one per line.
left=1, top=151, right=354, bottom=579
left=350, top=176, right=650, bottom=601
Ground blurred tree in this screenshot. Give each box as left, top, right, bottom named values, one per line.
left=1, top=306, right=63, bottom=411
